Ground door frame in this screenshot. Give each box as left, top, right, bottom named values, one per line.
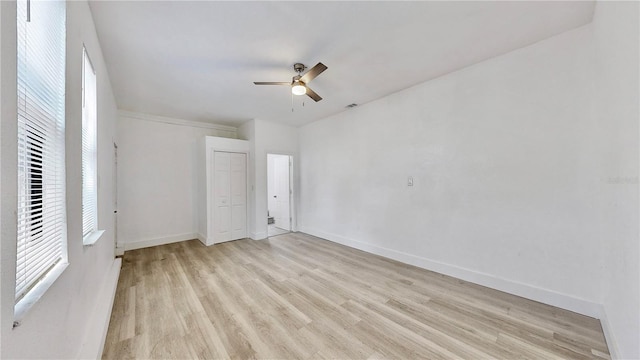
left=205, top=140, right=251, bottom=245
left=114, top=141, right=123, bottom=256
left=266, top=152, right=295, bottom=233
left=212, top=150, right=248, bottom=243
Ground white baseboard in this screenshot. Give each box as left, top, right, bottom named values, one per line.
left=77, top=258, right=122, bottom=360
left=598, top=307, right=620, bottom=360
left=196, top=233, right=207, bottom=245
left=301, top=227, right=603, bottom=319
left=123, top=233, right=197, bottom=251
left=249, top=231, right=268, bottom=240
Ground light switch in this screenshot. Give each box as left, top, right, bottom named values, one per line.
left=408, top=176, right=414, bottom=186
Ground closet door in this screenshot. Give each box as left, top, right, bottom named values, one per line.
left=230, top=153, right=247, bottom=240
left=213, top=151, right=247, bottom=244
left=213, top=152, right=231, bottom=243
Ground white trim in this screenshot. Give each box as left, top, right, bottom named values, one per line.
left=301, top=227, right=604, bottom=319
left=197, top=232, right=207, bottom=245
left=77, top=258, right=122, bottom=360
left=123, top=233, right=197, bottom=251
left=13, top=261, right=69, bottom=326
left=250, top=231, right=268, bottom=240
left=82, top=229, right=105, bottom=247
left=118, top=110, right=238, bottom=133
left=265, top=152, right=297, bottom=235
left=203, top=137, right=251, bottom=246
left=599, top=307, right=620, bottom=360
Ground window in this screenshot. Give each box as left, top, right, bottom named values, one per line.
left=15, top=0, right=67, bottom=310
left=82, top=48, right=99, bottom=244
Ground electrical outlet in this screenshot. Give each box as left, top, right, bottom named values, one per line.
left=408, top=176, right=414, bottom=186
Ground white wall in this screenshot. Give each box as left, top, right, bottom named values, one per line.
left=298, top=4, right=639, bottom=357
left=301, top=22, right=604, bottom=313
left=592, top=2, right=639, bottom=359
left=0, top=1, right=3, bottom=351
left=0, top=1, right=14, bottom=353
left=239, top=119, right=298, bottom=239
left=1, top=1, right=121, bottom=358
left=117, top=112, right=236, bottom=251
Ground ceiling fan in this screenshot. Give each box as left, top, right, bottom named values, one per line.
left=254, top=62, right=327, bottom=102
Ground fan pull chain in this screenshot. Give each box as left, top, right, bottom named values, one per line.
left=291, top=92, right=294, bottom=112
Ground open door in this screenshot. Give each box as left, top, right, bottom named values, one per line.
left=267, top=154, right=291, bottom=236
left=274, top=155, right=290, bottom=231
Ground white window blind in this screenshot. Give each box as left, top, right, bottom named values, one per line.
left=82, top=48, right=97, bottom=238
left=15, top=0, right=67, bottom=302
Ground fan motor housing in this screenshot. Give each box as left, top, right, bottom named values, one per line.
left=293, top=63, right=306, bottom=74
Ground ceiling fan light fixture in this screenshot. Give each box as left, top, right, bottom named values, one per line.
left=254, top=62, right=326, bottom=102
left=291, top=84, right=306, bottom=96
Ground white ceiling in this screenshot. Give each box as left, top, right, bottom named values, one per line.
left=89, top=1, right=595, bottom=127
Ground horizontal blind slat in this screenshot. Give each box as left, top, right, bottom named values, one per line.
left=15, top=0, right=67, bottom=302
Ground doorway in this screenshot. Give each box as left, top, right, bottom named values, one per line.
left=114, top=142, right=123, bottom=256
left=267, top=154, right=292, bottom=237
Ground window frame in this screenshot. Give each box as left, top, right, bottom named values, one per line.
left=81, top=46, right=103, bottom=246
left=14, top=0, right=68, bottom=325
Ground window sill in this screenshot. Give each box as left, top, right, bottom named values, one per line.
left=14, top=261, right=69, bottom=328
left=83, top=229, right=105, bottom=247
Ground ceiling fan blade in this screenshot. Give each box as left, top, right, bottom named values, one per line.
left=300, top=62, right=327, bottom=83
left=253, top=82, right=290, bottom=85
left=305, top=87, right=322, bottom=102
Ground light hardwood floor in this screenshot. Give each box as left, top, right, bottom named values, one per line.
left=103, top=232, right=610, bottom=359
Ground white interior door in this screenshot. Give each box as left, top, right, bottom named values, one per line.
left=267, top=155, right=277, bottom=219
left=213, top=152, right=231, bottom=243
left=274, top=155, right=290, bottom=231
left=230, top=153, right=247, bottom=240
left=213, top=151, right=247, bottom=244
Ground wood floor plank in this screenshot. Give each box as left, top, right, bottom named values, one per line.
left=103, top=233, right=610, bottom=359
